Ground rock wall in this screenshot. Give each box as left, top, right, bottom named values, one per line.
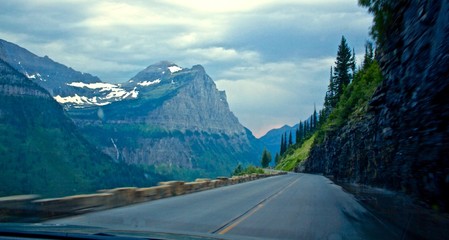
left=147, top=65, right=247, bottom=136
left=304, top=0, right=449, bottom=210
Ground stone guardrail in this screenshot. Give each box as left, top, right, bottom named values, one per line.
left=0, top=172, right=287, bottom=222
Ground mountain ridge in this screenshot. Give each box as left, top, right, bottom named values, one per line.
left=0, top=58, right=153, bottom=197
left=0, top=39, right=263, bottom=179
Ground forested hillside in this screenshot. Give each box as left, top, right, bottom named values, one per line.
left=0, top=59, right=156, bottom=197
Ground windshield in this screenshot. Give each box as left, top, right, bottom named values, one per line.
left=1, top=0, right=448, bottom=239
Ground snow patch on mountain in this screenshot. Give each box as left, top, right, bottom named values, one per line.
left=168, top=66, right=182, bottom=73
left=25, top=72, right=46, bottom=81
left=54, top=94, right=111, bottom=107
left=67, top=82, right=118, bottom=90
left=137, top=79, right=161, bottom=86
left=54, top=82, right=140, bottom=107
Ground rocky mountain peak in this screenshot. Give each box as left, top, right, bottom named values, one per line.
left=0, top=40, right=264, bottom=178
left=129, top=61, right=183, bottom=83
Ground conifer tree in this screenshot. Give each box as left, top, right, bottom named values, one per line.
left=275, top=153, right=281, bottom=166
left=261, top=148, right=272, bottom=168
left=312, top=104, right=318, bottom=130
left=280, top=134, right=285, bottom=155
left=363, top=41, right=374, bottom=68
left=351, top=48, right=356, bottom=80
left=304, top=121, right=309, bottom=138
left=283, top=132, right=287, bottom=153
left=297, top=121, right=303, bottom=143
left=288, top=131, right=293, bottom=146
left=334, top=36, right=353, bottom=98
left=324, top=66, right=337, bottom=115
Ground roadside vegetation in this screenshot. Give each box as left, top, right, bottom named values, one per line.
left=274, top=35, right=383, bottom=171
left=232, top=164, right=265, bottom=176
left=275, top=134, right=316, bottom=171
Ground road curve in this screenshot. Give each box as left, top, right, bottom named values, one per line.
left=48, top=173, right=400, bottom=239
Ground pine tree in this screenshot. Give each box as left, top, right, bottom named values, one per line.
left=324, top=66, right=337, bottom=115
left=297, top=121, right=303, bottom=143
left=304, top=121, right=308, bottom=138
left=351, top=48, right=356, bottom=81
left=233, top=163, right=243, bottom=176
left=363, top=41, right=374, bottom=68
left=261, top=148, right=272, bottom=168
left=295, top=127, right=300, bottom=144
left=275, top=153, right=281, bottom=166
left=334, top=36, right=353, bottom=98
left=312, top=104, right=318, bottom=130
left=283, top=132, right=288, bottom=153
left=280, top=134, right=285, bottom=155
left=288, top=131, right=293, bottom=146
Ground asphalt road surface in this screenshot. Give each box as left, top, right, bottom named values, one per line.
left=48, top=173, right=401, bottom=239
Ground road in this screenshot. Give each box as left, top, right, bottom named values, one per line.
left=47, top=173, right=400, bottom=239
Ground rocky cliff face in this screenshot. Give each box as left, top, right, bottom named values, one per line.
left=145, top=64, right=246, bottom=135
left=68, top=63, right=262, bottom=177
left=0, top=40, right=263, bottom=179
left=304, top=0, right=449, bottom=209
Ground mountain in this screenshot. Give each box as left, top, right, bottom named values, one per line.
left=259, top=124, right=298, bottom=157
left=67, top=62, right=263, bottom=179
left=0, top=39, right=263, bottom=179
left=0, top=39, right=138, bottom=108
left=0, top=58, right=152, bottom=198
left=260, top=115, right=315, bottom=157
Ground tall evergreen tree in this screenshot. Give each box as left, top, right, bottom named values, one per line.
left=304, top=121, right=309, bottom=138
left=334, top=36, right=353, bottom=98
left=297, top=121, right=303, bottom=143
left=283, top=132, right=287, bottom=153
left=288, top=131, right=293, bottom=146
left=324, top=66, right=337, bottom=115
left=363, top=41, right=374, bottom=68
left=295, top=127, right=300, bottom=144
left=312, top=104, right=318, bottom=130
left=275, top=153, right=281, bottom=166
left=280, top=134, right=285, bottom=155
left=318, top=109, right=324, bottom=128
left=260, top=148, right=272, bottom=168
left=351, top=48, right=356, bottom=81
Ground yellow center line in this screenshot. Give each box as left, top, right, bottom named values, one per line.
left=217, top=176, right=301, bottom=235
left=218, top=204, right=264, bottom=235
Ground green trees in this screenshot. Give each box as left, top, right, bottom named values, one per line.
left=363, top=41, right=374, bottom=68
left=280, top=133, right=286, bottom=155
left=318, top=39, right=381, bottom=137
left=358, top=0, right=395, bottom=44
left=334, top=36, right=355, bottom=99
left=322, top=35, right=357, bottom=122
left=275, top=153, right=281, bottom=166
left=261, top=148, right=272, bottom=168
left=275, top=35, right=383, bottom=170
left=232, top=164, right=264, bottom=176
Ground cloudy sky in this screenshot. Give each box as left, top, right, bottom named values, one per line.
left=0, top=0, right=372, bottom=137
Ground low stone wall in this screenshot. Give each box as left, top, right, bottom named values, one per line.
left=0, top=172, right=286, bottom=222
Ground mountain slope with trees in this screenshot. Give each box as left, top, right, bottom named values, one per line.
left=0, top=40, right=264, bottom=181
left=0, top=59, right=154, bottom=197
left=275, top=35, right=365, bottom=171
left=304, top=0, right=449, bottom=211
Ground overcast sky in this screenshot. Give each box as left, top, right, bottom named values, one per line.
left=0, top=0, right=372, bottom=137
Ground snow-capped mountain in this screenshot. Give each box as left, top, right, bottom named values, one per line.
left=0, top=39, right=264, bottom=179
left=0, top=39, right=139, bottom=108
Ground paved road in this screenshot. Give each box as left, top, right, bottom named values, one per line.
left=48, top=173, right=400, bottom=239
